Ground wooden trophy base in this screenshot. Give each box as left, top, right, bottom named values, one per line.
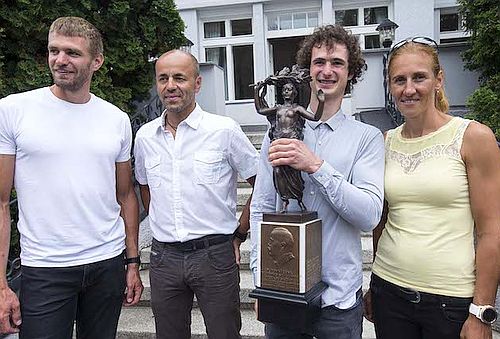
left=250, top=281, right=327, bottom=331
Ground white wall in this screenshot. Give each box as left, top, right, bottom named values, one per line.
left=394, top=0, right=435, bottom=41
left=197, top=63, right=226, bottom=115
left=180, top=10, right=200, bottom=58
left=352, top=51, right=386, bottom=112
left=439, top=45, right=479, bottom=107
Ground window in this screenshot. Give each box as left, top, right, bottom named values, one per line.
left=439, top=7, right=468, bottom=43
left=268, top=12, right=319, bottom=31
left=231, top=19, right=252, bottom=36
left=335, top=9, right=358, bottom=27
left=440, top=13, right=459, bottom=31
left=364, top=35, right=381, bottom=49
left=293, top=13, right=307, bottom=29
left=280, top=14, right=292, bottom=30
left=202, top=18, right=254, bottom=101
left=333, top=6, right=389, bottom=50
left=364, top=7, right=388, bottom=25
left=205, top=47, right=228, bottom=100
left=204, top=21, right=225, bottom=38
left=233, top=46, right=254, bottom=100
left=308, top=12, right=319, bottom=27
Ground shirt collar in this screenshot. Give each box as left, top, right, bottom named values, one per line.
left=307, top=107, right=346, bottom=131
left=157, top=103, right=204, bottom=133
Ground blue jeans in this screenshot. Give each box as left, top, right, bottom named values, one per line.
left=150, top=236, right=241, bottom=339
left=371, top=274, right=472, bottom=339
left=265, top=290, right=363, bottom=339
left=19, top=253, right=126, bottom=339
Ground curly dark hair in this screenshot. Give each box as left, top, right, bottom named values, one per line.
left=296, top=25, right=366, bottom=88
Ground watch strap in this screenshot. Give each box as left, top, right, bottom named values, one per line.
left=233, top=229, right=248, bottom=242
left=469, top=303, right=481, bottom=318
left=124, top=256, right=141, bottom=265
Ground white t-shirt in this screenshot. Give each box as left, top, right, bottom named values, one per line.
left=0, top=87, right=132, bottom=267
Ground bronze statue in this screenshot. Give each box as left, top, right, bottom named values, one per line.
left=254, top=66, right=324, bottom=212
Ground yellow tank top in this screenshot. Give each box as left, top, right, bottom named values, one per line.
left=372, top=117, right=475, bottom=297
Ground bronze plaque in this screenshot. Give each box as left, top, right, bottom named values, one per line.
left=260, top=212, right=322, bottom=294
left=261, top=223, right=300, bottom=292
left=305, top=219, right=322, bottom=291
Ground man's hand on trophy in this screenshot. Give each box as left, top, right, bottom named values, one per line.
left=268, top=138, right=324, bottom=174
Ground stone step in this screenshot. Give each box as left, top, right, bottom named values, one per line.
left=117, top=307, right=265, bottom=339
left=244, top=131, right=266, bottom=150
left=237, top=187, right=253, bottom=208
left=238, top=176, right=253, bottom=188
left=117, top=306, right=380, bottom=339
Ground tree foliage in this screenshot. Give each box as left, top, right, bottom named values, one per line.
left=459, top=0, right=500, bottom=138
left=0, top=0, right=186, bottom=112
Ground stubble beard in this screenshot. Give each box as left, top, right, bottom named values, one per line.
left=51, top=64, right=92, bottom=92
left=163, top=92, right=195, bottom=116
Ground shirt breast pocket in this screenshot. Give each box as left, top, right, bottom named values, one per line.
left=194, top=151, right=224, bottom=184
left=145, top=156, right=161, bottom=188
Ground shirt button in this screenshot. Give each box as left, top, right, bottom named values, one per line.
left=310, top=191, right=315, bottom=195
left=319, top=141, right=322, bottom=145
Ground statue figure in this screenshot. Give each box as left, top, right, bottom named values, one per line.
left=254, top=66, right=324, bottom=212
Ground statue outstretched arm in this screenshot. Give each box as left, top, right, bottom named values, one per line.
left=254, top=81, right=277, bottom=116
left=313, top=89, right=325, bottom=120
left=296, top=89, right=324, bottom=121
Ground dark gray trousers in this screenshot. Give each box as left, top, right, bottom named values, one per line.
left=150, top=237, right=241, bottom=339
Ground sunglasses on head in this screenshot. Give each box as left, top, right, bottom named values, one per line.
left=389, top=37, right=438, bottom=55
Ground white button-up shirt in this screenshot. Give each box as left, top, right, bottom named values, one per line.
left=134, top=104, right=258, bottom=242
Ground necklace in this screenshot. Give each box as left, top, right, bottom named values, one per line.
left=165, top=117, right=178, bottom=131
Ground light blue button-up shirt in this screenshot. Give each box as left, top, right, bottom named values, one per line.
left=250, top=110, right=384, bottom=309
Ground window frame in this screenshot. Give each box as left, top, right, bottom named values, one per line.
left=438, top=7, right=469, bottom=44
left=201, top=17, right=255, bottom=103
left=266, top=10, right=320, bottom=38
left=333, top=3, right=391, bottom=50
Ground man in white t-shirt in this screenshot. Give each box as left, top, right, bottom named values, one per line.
left=134, top=50, right=258, bottom=339
left=0, top=17, right=143, bottom=339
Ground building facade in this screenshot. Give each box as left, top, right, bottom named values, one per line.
left=175, top=0, right=478, bottom=126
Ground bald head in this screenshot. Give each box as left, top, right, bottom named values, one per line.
left=156, top=50, right=200, bottom=78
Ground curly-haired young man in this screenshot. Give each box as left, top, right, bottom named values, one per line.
left=250, top=24, right=384, bottom=339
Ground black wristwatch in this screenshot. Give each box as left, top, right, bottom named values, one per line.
left=124, top=256, right=141, bottom=266
left=233, top=228, right=248, bottom=242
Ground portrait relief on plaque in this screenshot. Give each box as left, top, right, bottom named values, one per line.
left=268, top=227, right=296, bottom=269
left=260, top=224, right=300, bottom=292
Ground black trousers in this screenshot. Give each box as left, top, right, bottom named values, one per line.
left=371, top=274, right=472, bottom=339
left=19, top=253, right=126, bottom=339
